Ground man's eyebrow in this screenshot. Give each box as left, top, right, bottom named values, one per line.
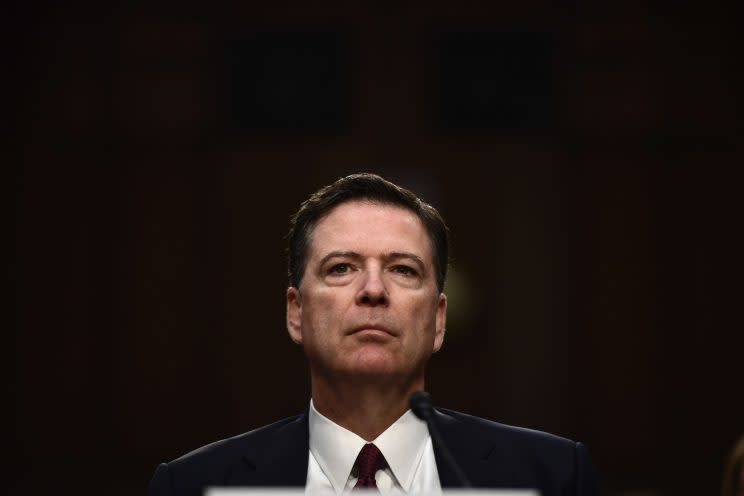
left=318, top=251, right=363, bottom=267
left=383, top=252, right=426, bottom=270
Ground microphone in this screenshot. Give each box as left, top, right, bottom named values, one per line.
left=410, top=390, right=472, bottom=488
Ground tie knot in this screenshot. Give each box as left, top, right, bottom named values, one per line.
left=353, top=443, right=387, bottom=488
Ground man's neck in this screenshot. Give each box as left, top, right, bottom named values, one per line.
left=310, top=373, right=425, bottom=441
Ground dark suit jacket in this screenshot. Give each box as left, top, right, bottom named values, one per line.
left=149, top=408, right=598, bottom=496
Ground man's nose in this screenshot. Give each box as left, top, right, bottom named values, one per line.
left=355, top=268, right=389, bottom=307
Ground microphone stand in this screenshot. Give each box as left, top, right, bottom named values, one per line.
left=410, top=390, right=472, bottom=488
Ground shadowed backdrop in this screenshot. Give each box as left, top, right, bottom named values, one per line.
left=12, top=3, right=743, bottom=495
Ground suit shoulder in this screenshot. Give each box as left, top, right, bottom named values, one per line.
left=150, top=413, right=309, bottom=495
left=436, top=408, right=578, bottom=452
left=168, top=414, right=304, bottom=470
left=435, top=408, right=598, bottom=494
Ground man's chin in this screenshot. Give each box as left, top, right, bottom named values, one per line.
left=311, top=348, right=426, bottom=383
left=351, top=346, right=400, bottom=369
left=342, top=352, right=423, bottom=383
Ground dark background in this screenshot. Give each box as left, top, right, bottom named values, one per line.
left=12, top=2, right=743, bottom=495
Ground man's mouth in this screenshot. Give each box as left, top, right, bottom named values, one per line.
left=348, top=325, right=398, bottom=337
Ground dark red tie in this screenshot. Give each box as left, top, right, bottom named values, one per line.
left=353, top=443, right=387, bottom=489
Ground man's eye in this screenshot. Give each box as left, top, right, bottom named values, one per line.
left=392, top=265, right=417, bottom=276
left=329, top=263, right=351, bottom=275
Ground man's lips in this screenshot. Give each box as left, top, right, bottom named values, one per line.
left=347, top=325, right=399, bottom=337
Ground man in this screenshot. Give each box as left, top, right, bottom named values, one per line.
left=149, top=173, right=598, bottom=496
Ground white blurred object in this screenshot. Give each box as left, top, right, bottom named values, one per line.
left=206, top=490, right=539, bottom=496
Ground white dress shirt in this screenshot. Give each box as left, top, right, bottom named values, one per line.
left=306, top=399, right=442, bottom=495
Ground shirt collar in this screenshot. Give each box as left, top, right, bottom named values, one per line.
left=308, top=399, right=430, bottom=494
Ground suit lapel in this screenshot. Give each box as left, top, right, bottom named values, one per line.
left=232, top=411, right=309, bottom=487
left=432, top=408, right=500, bottom=488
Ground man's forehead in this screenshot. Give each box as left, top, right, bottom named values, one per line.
left=307, top=201, right=432, bottom=260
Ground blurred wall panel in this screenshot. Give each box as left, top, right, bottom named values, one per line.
left=13, top=3, right=743, bottom=495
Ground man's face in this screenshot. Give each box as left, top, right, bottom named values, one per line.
left=286, top=201, right=446, bottom=383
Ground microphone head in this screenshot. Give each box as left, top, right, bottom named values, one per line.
left=410, top=390, right=434, bottom=421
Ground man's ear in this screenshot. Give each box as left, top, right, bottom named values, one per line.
left=286, top=287, right=303, bottom=345
left=433, top=292, right=447, bottom=353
